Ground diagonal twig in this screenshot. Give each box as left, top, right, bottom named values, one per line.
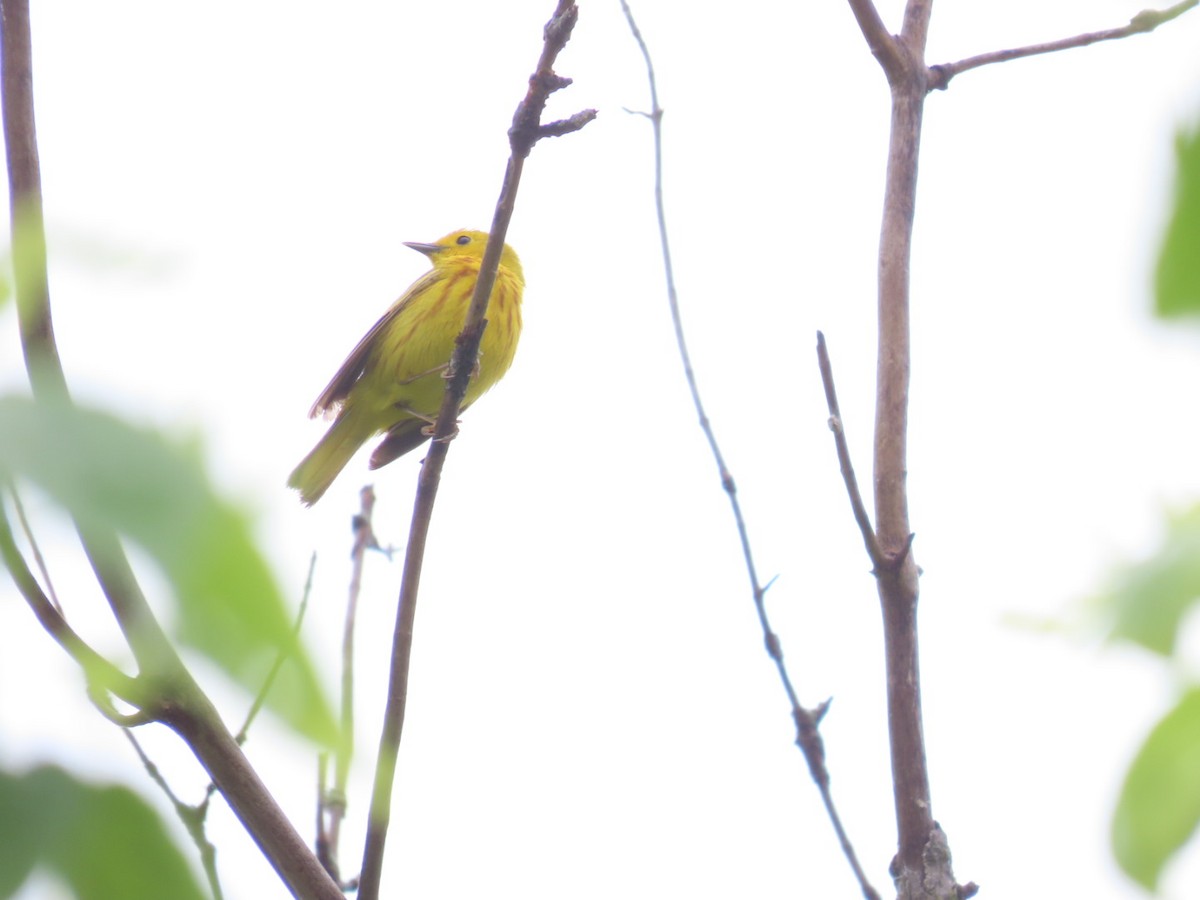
left=928, top=0, right=1199, bottom=90
left=620, top=4, right=879, bottom=899
left=844, top=0, right=907, bottom=80
left=10, top=486, right=62, bottom=613
left=816, top=333, right=887, bottom=574
left=233, top=552, right=316, bottom=747
left=0, top=492, right=144, bottom=702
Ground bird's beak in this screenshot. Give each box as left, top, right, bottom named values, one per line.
left=403, top=241, right=444, bottom=257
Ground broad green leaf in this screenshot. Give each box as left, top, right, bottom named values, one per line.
left=0, top=393, right=336, bottom=745
left=1098, top=504, right=1200, bottom=656
left=0, top=770, right=38, bottom=897
left=0, top=765, right=206, bottom=900
left=1155, top=120, right=1200, bottom=316
left=1113, top=687, right=1200, bottom=889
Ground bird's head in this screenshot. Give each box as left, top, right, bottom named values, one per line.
left=404, top=229, right=523, bottom=281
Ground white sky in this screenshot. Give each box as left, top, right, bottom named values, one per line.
left=3, top=1, right=1200, bottom=898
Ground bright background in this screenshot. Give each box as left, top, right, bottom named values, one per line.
left=2, top=1, right=1200, bottom=897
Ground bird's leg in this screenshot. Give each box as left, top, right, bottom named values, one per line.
left=394, top=404, right=461, bottom=440
left=393, top=405, right=438, bottom=426
left=397, top=362, right=449, bottom=385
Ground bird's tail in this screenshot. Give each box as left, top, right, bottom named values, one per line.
left=287, top=410, right=370, bottom=506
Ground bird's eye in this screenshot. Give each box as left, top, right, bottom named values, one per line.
left=456, top=234, right=472, bottom=245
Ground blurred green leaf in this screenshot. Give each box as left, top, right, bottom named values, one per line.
left=1113, top=687, right=1200, bottom=890
left=0, top=393, right=336, bottom=746
left=0, top=765, right=206, bottom=900
left=1155, top=119, right=1200, bottom=316
left=1098, top=504, right=1200, bottom=656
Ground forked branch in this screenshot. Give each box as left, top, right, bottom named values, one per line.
left=1, top=2, right=344, bottom=895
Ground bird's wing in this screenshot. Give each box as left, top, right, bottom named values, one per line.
left=307, top=268, right=444, bottom=418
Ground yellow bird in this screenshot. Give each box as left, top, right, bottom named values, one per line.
left=288, top=229, right=524, bottom=505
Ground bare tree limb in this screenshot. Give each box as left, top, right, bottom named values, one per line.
left=845, top=1, right=969, bottom=896
left=928, top=0, right=1199, bottom=90
left=355, top=5, right=594, bottom=898
left=620, top=4, right=880, bottom=898
left=1, top=0, right=178, bottom=680
left=1, top=3, right=343, bottom=896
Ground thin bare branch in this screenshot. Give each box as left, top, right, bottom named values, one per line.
left=10, top=487, right=62, bottom=613
left=355, top=5, right=592, bottom=898
left=928, top=0, right=1198, bottom=90
left=195, top=553, right=317, bottom=812
left=1, top=0, right=185, bottom=676
left=815, top=333, right=886, bottom=572
left=124, top=730, right=225, bottom=900
left=621, top=4, right=879, bottom=898
left=234, top=552, right=316, bottom=746
left=318, top=487, right=379, bottom=887
left=0, top=494, right=144, bottom=703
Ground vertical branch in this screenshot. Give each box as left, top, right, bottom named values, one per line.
left=1, top=0, right=177, bottom=677
left=354, top=5, right=594, bottom=898
left=843, top=2, right=976, bottom=897
left=317, top=487, right=379, bottom=886
left=2, top=4, right=346, bottom=896
left=874, top=51, right=930, bottom=877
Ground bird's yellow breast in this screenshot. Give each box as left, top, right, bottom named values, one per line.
left=355, top=255, right=524, bottom=423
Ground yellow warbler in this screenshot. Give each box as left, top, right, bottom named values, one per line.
left=288, top=229, right=524, bottom=505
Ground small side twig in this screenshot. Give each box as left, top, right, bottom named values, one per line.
left=355, top=5, right=593, bottom=899
left=816, top=332, right=887, bottom=573
left=192, top=551, right=316, bottom=830
left=10, top=485, right=62, bottom=613
left=0, top=494, right=144, bottom=704
left=124, top=729, right=224, bottom=900
left=317, top=486, right=379, bottom=887
left=231, top=552, right=316, bottom=747
left=928, top=0, right=1198, bottom=90
left=621, top=4, right=878, bottom=899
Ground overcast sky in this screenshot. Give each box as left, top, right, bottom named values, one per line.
left=3, top=1, right=1200, bottom=898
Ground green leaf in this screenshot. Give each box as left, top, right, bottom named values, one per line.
left=1113, top=687, right=1200, bottom=889
left=0, top=765, right=206, bottom=900
left=1155, top=119, right=1200, bottom=316
left=1098, top=504, right=1200, bottom=656
left=0, top=393, right=336, bottom=746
